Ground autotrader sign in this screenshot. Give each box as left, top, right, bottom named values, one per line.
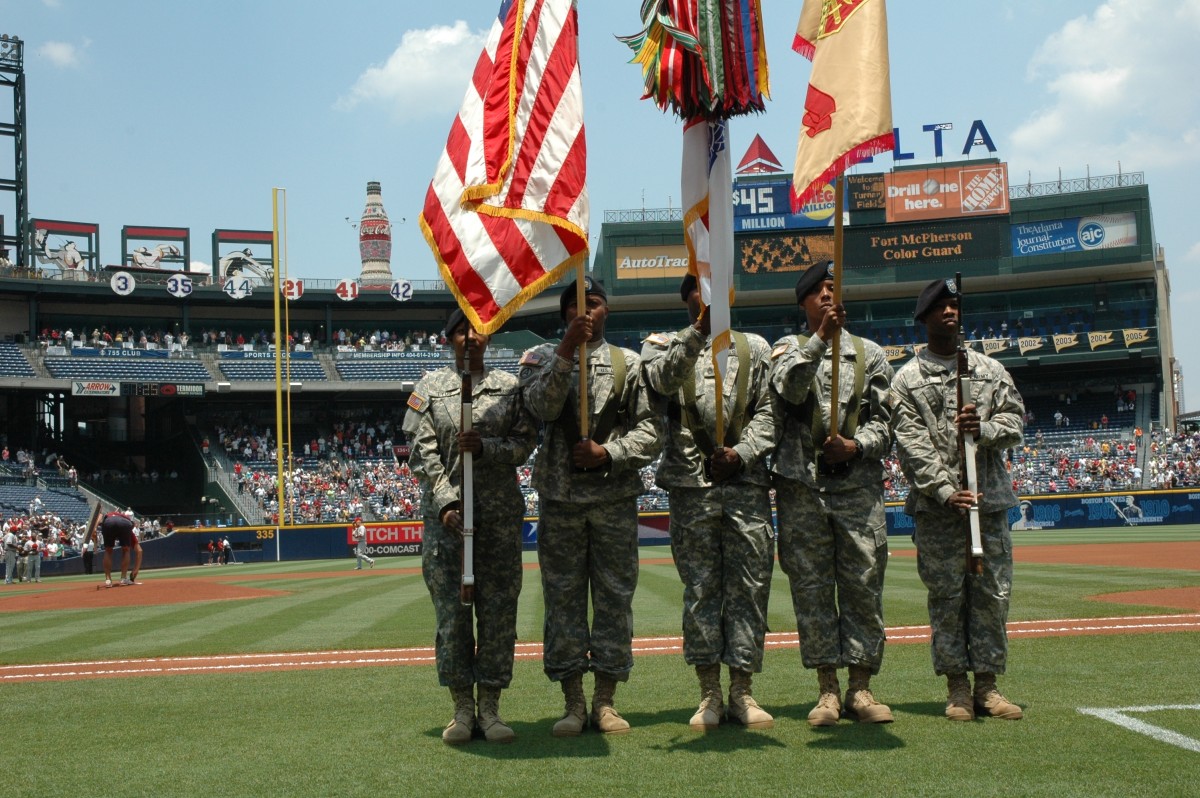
left=885, top=163, right=1009, bottom=223
left=72, top=381, right=120, bottom=396
left=614, top=245, right=689, bottom=279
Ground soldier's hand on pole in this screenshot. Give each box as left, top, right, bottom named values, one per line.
left=693, top=305, right=712, bottom=338
left=458, top=429, right=483, bottom=455
left=816, top=303, right=846, bottom=343
left=709, top=446, right=742, bottom=483
left=822, top=434, right=858, bottom=464
left=441, top=506, right=464, bottom=535
left=572, top=438, right=610, bottom=470
left=556, top=313, right=592, bottom=358
left=955, top=403, right=982, bottom=438
left=945, top=489, right=979, bottom=513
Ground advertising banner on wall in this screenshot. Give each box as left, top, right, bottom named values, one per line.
left=885, top=163, right=1009, bottom=223
left=352, top=522, right=424, bottom=556
left=1011, top=212, right=1137, bottom=257
left=886, top=490, right=1200, bottom=534
left=614, top=245, right=690, bottom=280
left=733, top=178, right=842, bottom=232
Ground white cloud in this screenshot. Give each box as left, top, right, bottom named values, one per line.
left=336, top=21, right=486, bottom=120
left=37, top=40, right=81, bottom=68
left=1010, top=0, right=1200, bottom=179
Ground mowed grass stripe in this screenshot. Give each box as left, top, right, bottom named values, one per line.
left=0, top=601, right=242, bottom=663
left=3, top=632, right=1199, bottom=798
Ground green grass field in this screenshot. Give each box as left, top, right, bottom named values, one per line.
left=3, top=527, right=1199, bottom=798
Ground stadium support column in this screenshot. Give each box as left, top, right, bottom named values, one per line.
left=0, top=35, right=29, bottom=269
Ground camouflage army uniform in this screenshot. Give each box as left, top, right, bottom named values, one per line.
left=641, top=325, right=776, bottom=672
left=402, top=365, right=537, bottom=689
left=770, top=331, right=894, bottom=673
left=889, top=347, right=1024, bottom=675
left=519, top=340, right=662, bottom=683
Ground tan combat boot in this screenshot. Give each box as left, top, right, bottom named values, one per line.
left=442, top=685, right=476, bottom=745
left=476, top=685, right=516, bottom=743
left=973, top=673, right=1023, bottom=720
left=844, top=665, right=894, bottom=724
left=552, top=673, right=588, bottom=737
left=689, top=663, right=724, bottom=731
left=591, top=673, right=632, bottom=735
left=728, top=667, right=774, bottom=729
left=945, top=673, right=975, bottom=721
left=807, top=666, right=842, bottom=727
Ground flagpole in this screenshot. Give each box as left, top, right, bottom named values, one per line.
left=576, top=262, right=589, bottom=438
left=829, top=177, right=844, bottom=437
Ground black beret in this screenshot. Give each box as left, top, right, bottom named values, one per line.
left=679, top=273, right=698, bottom=303
left=560, top=276, right=607, bottom=319
left=914, top=277, right=959, bottom=321
left=445, top=307, right=469, bottom=337
left=795, top=261, right=836, bottom=302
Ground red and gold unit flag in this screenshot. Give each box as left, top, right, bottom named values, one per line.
left=792, top=0, right=894, bottom=209
left=420, top=0, right=589, bottom=334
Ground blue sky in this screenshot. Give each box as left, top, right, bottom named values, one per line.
left=4, top=1, right=1200, bottom=407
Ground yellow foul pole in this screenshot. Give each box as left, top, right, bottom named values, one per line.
left=272, top=188, right=286, bottom=528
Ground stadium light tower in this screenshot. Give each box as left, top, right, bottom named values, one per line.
left=0, top=35, right=29, bottom=270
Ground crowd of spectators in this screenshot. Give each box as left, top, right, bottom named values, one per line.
left=32, top=325, right=453, bottom=354
left=2, top=502, right=169, bottom=583
left=1008, top=433, right=1142, bottom=494
left=217, top=417, right=1168, bottom=523
left=1145, top=428, right=1200, bottom=488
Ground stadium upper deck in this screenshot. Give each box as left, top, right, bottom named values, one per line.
left=0, top=165, right=1177, bottom=459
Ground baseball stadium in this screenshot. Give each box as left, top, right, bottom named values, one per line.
left=3, top=13, right=1200, bottom=798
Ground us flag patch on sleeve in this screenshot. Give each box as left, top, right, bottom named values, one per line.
left=771, top=343, right=788, bottom=359
left=406, top=392, right=428, bottom=413
left=645, top=333, right=671, bottom=346
left=519, top=350, right=543, bottom=367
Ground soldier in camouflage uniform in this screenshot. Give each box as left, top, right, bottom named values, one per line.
left=519, top=277, right=662, bottom=736
left=641, top=274, right=776, bottom=731
left=889, top=278, right=1025, bottom=722
left=770, top=262, right=895, bottom=726
left=403, top=308, right=538, bottom=745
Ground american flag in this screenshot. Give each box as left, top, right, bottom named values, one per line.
left=419, top=0, right=589, bottom=335
left=682, top=117, right=734, bottom=385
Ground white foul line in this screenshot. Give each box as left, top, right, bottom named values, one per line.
left=3, top=614, right=1199, bottom=683
left=1077, top=705, right=1200, bottom=753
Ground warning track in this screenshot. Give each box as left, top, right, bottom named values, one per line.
left=4, top=613, right=1198, bottom=683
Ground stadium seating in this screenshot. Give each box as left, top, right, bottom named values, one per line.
left=335, top=360, right=435, bottom=381
left=0, top=343, right=36, bottom=377
left=0, top=485, right=91, bottom=523
left=44, top=356, right=213, bottom=382
left=218, top=360, right=328, bottom=381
